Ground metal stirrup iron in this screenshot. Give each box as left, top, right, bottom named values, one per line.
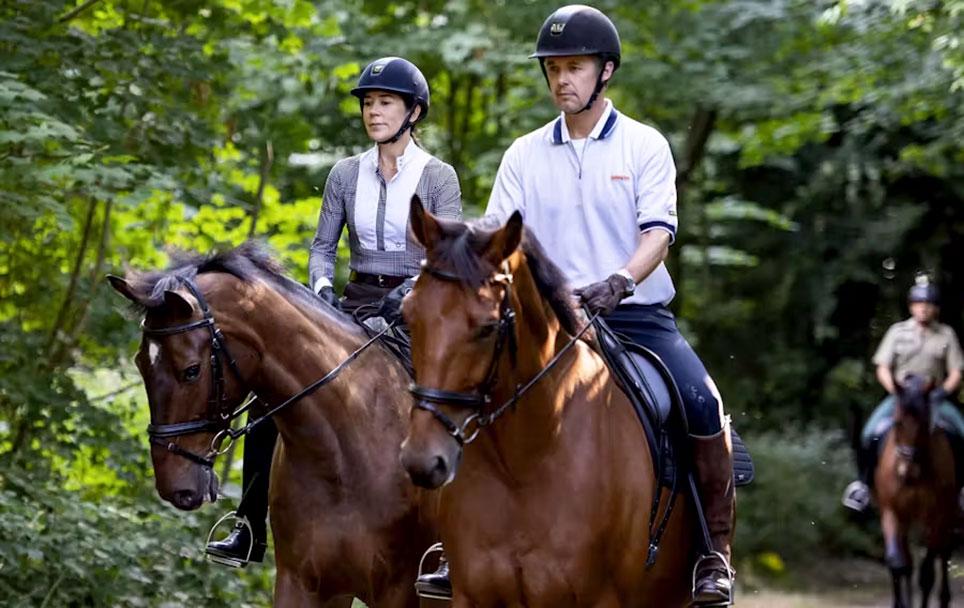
left=205, top=511, right=255, bottom=569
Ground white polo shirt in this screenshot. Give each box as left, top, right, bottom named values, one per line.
left=485, top=99, right=678, bottom=306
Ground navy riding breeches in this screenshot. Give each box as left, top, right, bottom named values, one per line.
left=603, top=304, right=724, bottom=436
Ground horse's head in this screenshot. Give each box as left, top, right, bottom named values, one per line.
left=892, top=374, right=935, bottom=481
left=109, top=269, right=253, bottom=510
left=399, top=197, right=582, bottom=489
left=398, top=200, right=524, bottom=488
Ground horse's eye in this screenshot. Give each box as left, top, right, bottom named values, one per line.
left=475, top=322, right=499, bottom=340
left=182, top=364, right=202, bottom=382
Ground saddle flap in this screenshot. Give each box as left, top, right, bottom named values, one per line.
left=615, top=348, right=674, bottom=427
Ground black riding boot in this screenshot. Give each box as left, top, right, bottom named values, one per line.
left=206, top=419, right=277, bottom=567
left=691, top=425, right=736, bottom=607
left=861, top=435, right=881, bottom=489
left=414, top=551, right=452, bottom=600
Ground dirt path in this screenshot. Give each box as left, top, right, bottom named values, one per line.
left=738, top=557, right=964, bottom=607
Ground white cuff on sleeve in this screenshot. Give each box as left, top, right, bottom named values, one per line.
left=313, top=277, right=333, bottom=293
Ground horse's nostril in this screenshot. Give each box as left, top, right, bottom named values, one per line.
left=432, top=455, right=447, bottom=476
left=172, top=489, right=197, bottom=509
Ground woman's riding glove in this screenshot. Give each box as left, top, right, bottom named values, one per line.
left=318, top=285, right=341, bottom=310
left=378, top=278, right=416, bottom=324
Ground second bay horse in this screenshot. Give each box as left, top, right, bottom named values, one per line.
left=109, top=243, right=439, bottom=607
left=875, top=374, right=957, bottom=608
left=399, top=201, right=694, bottom=607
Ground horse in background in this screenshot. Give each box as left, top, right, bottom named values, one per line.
left=108, top=243, right=439, bottom=607
left=398, top=202, right=695, bottom=607
left=874, top=374, right=957, bottom=608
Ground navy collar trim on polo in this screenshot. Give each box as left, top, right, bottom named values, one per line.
left=550, top=100, right=619, bottom=145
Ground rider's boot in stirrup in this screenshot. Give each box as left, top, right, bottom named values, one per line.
left=206, top=515, right=267, bottom=568
left=415, top=551, right=452, bottom=600
left=691, top=423, right=736, bottom=607
left=842, top=435, right=880, bottom=513
left=206, top=418, right=275, bottom=567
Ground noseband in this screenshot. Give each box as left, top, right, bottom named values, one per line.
left=141, top=278, right=250, bottom=468
left=409, top=261, right=595, bottom=446
left=408, top=262, right=516, bottom=445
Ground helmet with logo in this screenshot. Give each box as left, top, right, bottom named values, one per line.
left=530, top=5, right=621, bottom=113
left=907, top=273, right=940, bottom=304
left=531, top=5, right=621, bottom=69
left=351, top=57, right=430, bottom=143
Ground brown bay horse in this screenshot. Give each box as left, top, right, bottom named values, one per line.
left=875, top=375, right=957, bottom=608
left=108, top=243, right=438, bottom=607
left=398, top=202, right=694, bottom=607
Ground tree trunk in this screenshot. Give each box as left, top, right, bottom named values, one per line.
left=247, top=140, right=273, bottom=239
left=44, top=198, right=97, bottom=365
left=673, top=107, right=717, bottom=312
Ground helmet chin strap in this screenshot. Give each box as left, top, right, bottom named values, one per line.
left=574, top=66, right=608, bottom=114
left=539, top=59, right=609, bottom=115
left=377, top=107, right=416, bottom=145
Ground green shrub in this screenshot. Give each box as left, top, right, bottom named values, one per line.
left=734, top=427, right=879, bottom=573
left=0, top=471, right=273, bottom=607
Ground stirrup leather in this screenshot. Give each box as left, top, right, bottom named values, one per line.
left=204, top=511, right=255, bottom=568
left=414, top=542, right=452, bottom=601
left=691, top=550, right=734, bottom=607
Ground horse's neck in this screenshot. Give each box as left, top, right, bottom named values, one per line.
left=244, top=282, right=407, bottom=486
left=482, top=270, right=608, bottom=472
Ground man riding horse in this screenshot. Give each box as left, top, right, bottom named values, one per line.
left=843, top=275, right=964, bottom=513
left=415, top=5, right=737, bottom=605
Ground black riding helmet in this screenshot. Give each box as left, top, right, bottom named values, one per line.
left=350, top=57, right=430, bottom=144
left=908, top=275, right=940, bottom=304
left=530, top=5, right=621, bottom=113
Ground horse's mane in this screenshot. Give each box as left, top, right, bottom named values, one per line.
left=122, top=241, right=346, bottom=321
left=897, top=374, right=931, bottom=416
left=429, top=218, right=582, bottom=337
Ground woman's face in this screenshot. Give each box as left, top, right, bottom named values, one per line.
left=363, top=91, right=418, bottom=142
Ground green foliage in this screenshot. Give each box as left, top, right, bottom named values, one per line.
left=0, top=471, right=272, bottom=607
left=1, top=0, right=962, bottom=602
left=734, top=428, right=878, bottom=567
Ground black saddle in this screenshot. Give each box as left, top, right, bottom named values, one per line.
left=594, top=317, right=754, bottom=488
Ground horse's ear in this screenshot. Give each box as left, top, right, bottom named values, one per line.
left=107, top=274, right=141, bottom=304
left=163, top=290, right=195, bottom=318
left=482, top=211, right=523, bottom=266
left=410, top=195, right=442, bottom=251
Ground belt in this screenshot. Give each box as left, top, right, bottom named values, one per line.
left=349, top=271, right=407, bottom=288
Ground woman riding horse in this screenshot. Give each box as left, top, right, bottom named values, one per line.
left=207, top=56, right=462, bottom=565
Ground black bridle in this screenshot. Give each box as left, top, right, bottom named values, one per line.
left=140, top=277, right=389, bottom=468
left=141, top=279, right=249, bottom=468
left=409, top=261, right=595, bottom=445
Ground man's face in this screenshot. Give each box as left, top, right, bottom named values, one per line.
left=543, top=55, right=613, bottom=114
left=909, top=301, right=938, bottom=324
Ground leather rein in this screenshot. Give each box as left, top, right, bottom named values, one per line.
left=140, top=277, right=390, bottom=468
left=409, top=261, right=596, bottom=445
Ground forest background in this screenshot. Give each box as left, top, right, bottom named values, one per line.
left=1, top=0, right=962, bottom=604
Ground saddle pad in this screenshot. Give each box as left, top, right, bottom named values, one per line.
left=732, top=428, right=754, bottom=487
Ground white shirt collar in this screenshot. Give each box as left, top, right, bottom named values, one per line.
left=551, top=99, right=616, bottom=144
left=365, top=138, right=424, bottom=177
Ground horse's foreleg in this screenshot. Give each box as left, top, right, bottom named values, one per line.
left=919, top=549, right=935, bottom=608
left=882, top=509, right=911, bottom=608
left=274, top=567, right=353, bottom=608
left=938, top=551, right=951, bottom=608
left=368, top=580, right=419, bottom=608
